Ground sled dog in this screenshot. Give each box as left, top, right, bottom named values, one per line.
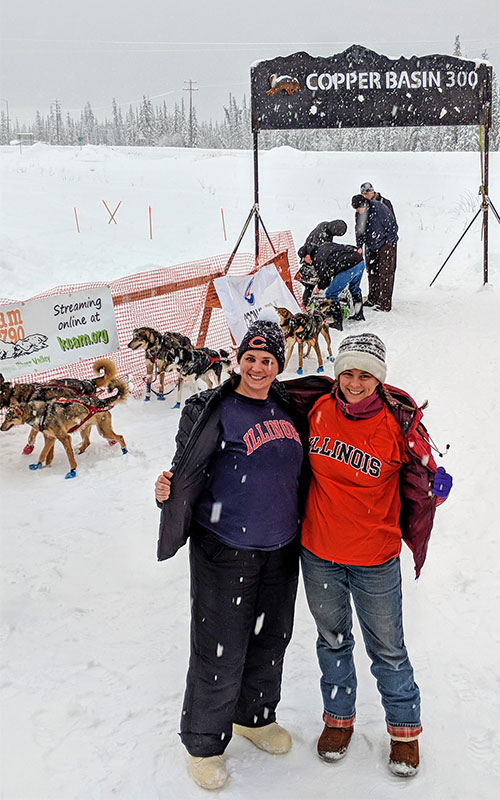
left=0, top=376, right=128, bottom=479
left=0, top=358, right=118, bottom=454
left=162, top=340, right=232, bottom=407
left=275, top=307, right=332, bottom=373
left=127, top=327, right=192, bottom=401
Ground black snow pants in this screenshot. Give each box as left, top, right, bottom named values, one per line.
left=366, top=242, right=397, bottom=311
left=180, top=525, right=299, bottom=757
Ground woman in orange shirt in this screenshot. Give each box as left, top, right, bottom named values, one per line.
left=285, top=332, right=452, bottom=777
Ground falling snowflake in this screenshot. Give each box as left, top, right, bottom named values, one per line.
left=255, top=612, right=265, bottom=635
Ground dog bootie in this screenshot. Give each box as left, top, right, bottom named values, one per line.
left=233, top=722, right=292, bottom=754
left=189, top=755, right=228, bottom=790
left=317, top=724, right=354, bottom=762
left=389, top=738, right=419, bottom=777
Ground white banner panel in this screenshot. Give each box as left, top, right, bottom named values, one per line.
left=214, top=265, right=301, bottom=343
left=0, top=287, right=119, bottom=378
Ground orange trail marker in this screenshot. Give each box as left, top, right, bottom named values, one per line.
left=102, top=199, right=122, bottom=224
left=74, top=207, right=80, bottom=233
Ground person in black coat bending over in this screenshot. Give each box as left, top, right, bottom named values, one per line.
left=155, top=310, right=306, bottom=791
left=298, top=220, right=366, bottom=330
left=353, top=189, right=398, bottom=313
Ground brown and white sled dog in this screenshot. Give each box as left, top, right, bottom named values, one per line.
left=0, top=376, right=128, bottom=479
left=275, top=307, right=332, bottom=374
left=0, top=358, right=118, bottom=454
left=127, top=327, right=192, bottom=401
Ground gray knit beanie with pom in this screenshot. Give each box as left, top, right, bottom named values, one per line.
left=333, top=333, right=387, bottom=383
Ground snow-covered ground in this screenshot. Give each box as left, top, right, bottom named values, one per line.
left=1, top=143, right=499, bottom=800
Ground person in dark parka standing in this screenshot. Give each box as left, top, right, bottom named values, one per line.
left=352, top=192, right=399, bottom=312
left=155, top=310, right=307, bottom=791
left=360, top=181, right=397, bottom=222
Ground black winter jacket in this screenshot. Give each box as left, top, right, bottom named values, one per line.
left=157, top=375, right=310, bottom=561
left=297, top=219, right=348, bottom=260
left=373, top=192, right=396, bottom=223
left=309, top=241, right=364, bottom=289
left=355, top=198, right=399, bottom=251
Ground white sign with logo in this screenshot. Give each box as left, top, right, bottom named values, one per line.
left=0, top=286, right=119, bottom=378
left=214, top=265, right=301, bottom=343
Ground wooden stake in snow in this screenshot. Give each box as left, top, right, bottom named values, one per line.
left=221, top=207, right=227, bottom=241
left=149, top=205, right=153, bottom=240
left=74, top=207, right=80, bottom=233
left=102, top=200, right=121, bottom=224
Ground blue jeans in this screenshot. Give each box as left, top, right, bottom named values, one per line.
left=301, top=547, right=422, bottom=735
left=325, top=261, right=365, bottom=302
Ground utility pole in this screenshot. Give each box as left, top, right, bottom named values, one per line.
left=183, top=79, right=198, bottom=147
left=51, top=99, right=62, bottom=144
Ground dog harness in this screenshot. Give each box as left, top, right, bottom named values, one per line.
left=204, top=353, right=221, bottom=367
left=46, top=380, right=96, bottom=394
left=37, top=397, right=115, bottom=434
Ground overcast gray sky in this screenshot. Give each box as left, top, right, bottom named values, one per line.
left=1, top=0, right=499, bottom=126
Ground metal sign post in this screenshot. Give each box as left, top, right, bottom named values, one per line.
left=250, top=45, right=493, bottom=283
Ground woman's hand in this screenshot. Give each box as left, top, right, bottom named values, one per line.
left=155, top=470, right=173, bottom=502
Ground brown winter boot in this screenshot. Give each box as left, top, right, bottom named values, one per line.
left=317, top=724, right=354, bottom=762
left=389, top=738, right=420, bottom=776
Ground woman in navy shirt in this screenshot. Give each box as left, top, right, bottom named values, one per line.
left=155, top=312, right=305, bottom=790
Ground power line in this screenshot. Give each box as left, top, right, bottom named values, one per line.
left=2, top=38, right=498, bottom=45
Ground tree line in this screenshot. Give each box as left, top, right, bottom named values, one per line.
left=1, top=39, right=498, bottom=152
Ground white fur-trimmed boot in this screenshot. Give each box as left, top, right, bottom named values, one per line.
left=233, top=722, right=292, bottom=754
left=189, top=755, right=228, bottom=790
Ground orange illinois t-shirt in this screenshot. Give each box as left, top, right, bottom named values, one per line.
left=301, top=394, right=410, bottom=565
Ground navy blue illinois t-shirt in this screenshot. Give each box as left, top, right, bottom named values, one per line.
left=193, top=392, right=303, bottom=550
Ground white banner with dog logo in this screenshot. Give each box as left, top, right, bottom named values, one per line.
left=0, top=287, right=119, bottom=378
left=214, top=264, right=301, bottom=343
